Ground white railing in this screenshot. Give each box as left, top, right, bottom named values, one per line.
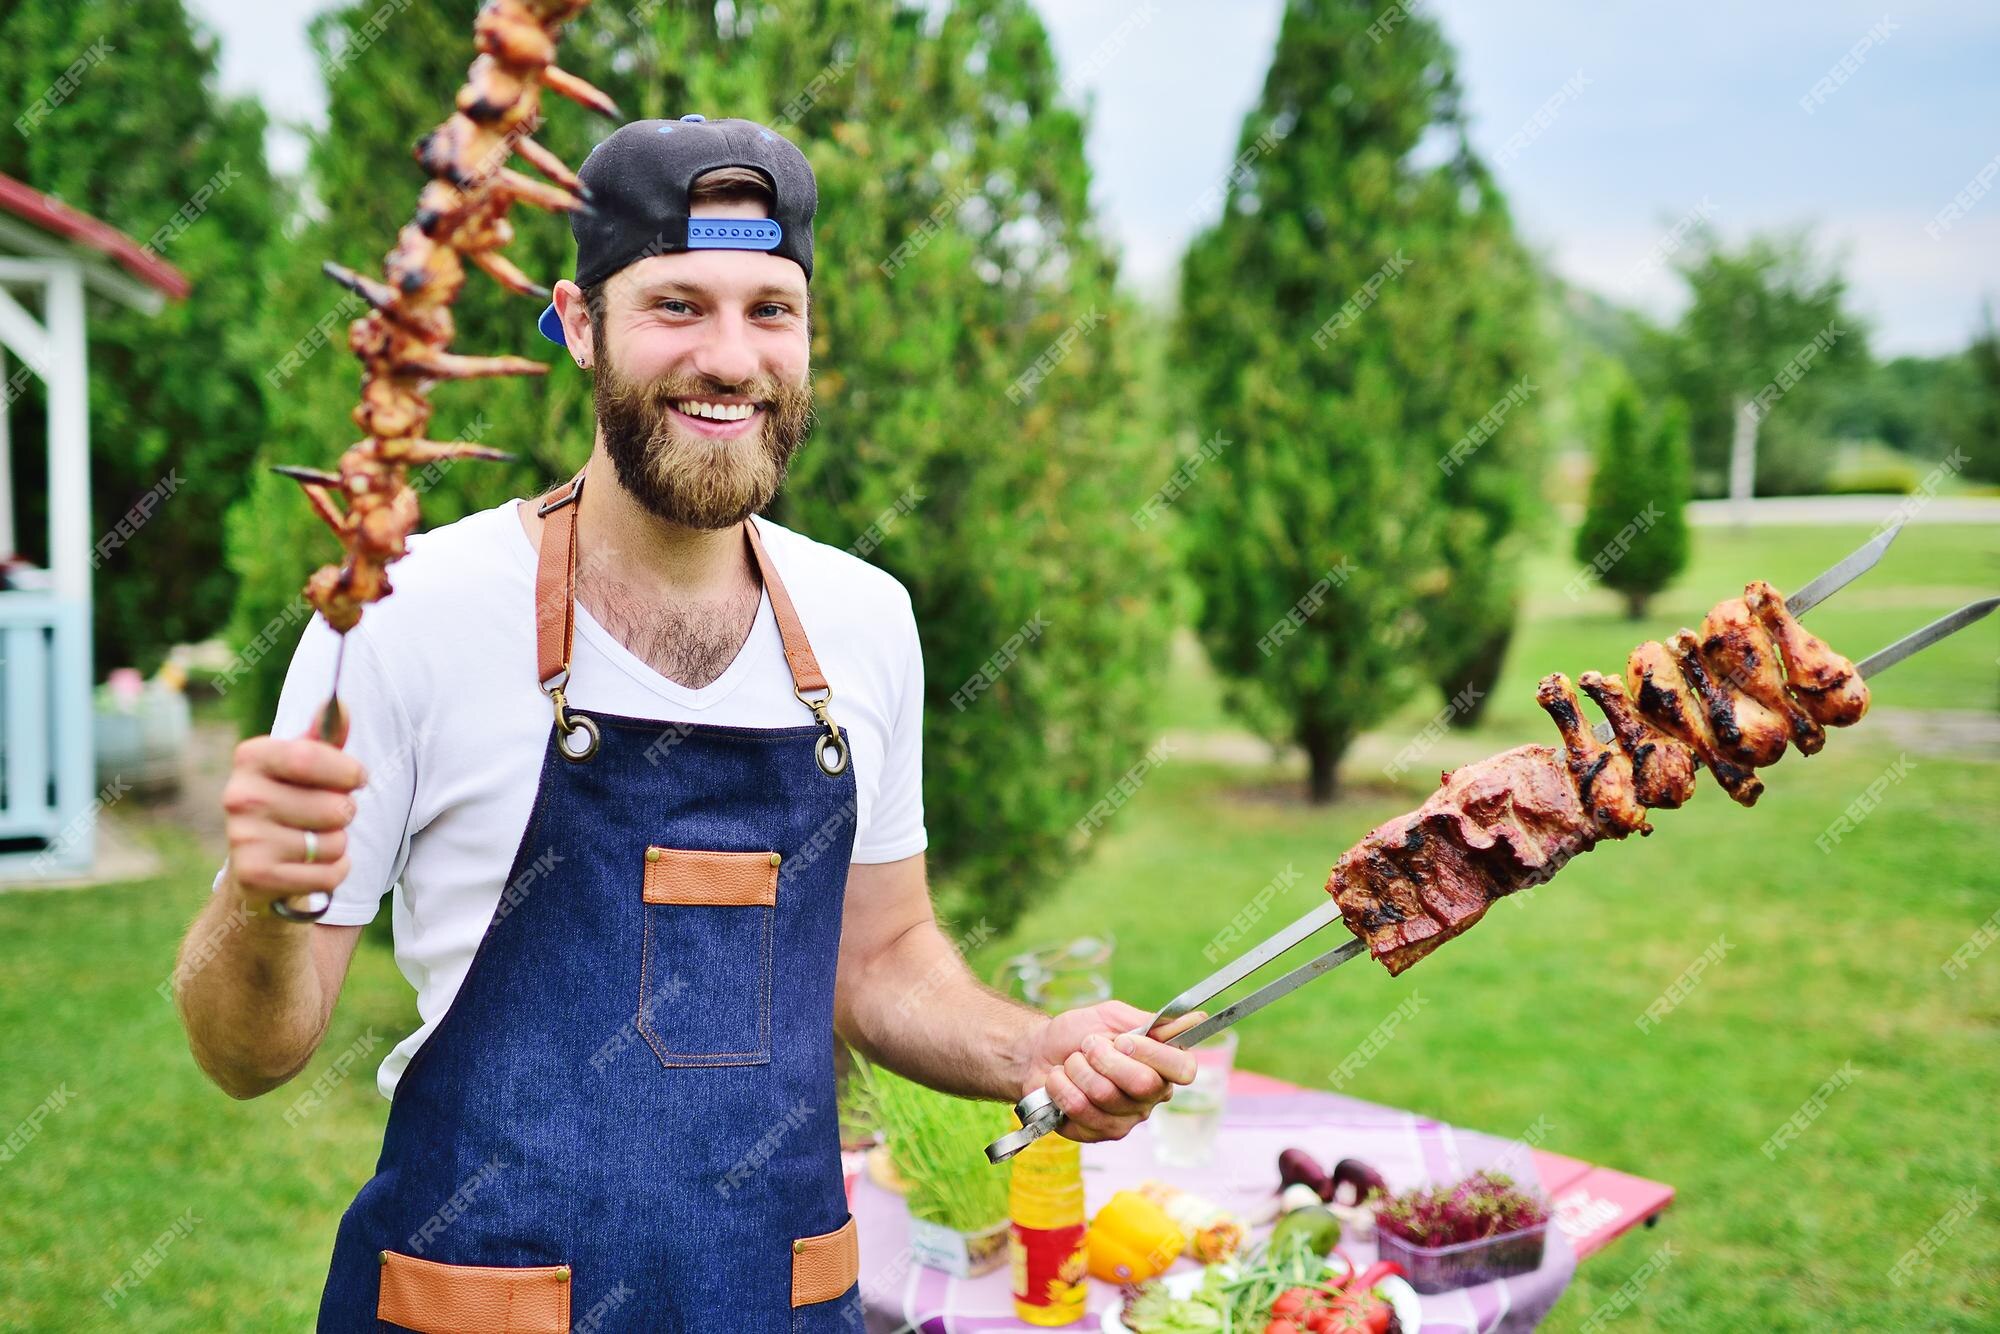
left=0, top=590, right=93, bottom=875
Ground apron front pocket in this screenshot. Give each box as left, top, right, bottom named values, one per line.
left=638, top=845, right=779, bottom=1067
left=376, top=1250, right=571, bottom=1333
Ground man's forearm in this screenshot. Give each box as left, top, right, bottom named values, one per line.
left=838, top=920, right=1042, bottom=1102
left=173, top=879, right=331, bottom=1099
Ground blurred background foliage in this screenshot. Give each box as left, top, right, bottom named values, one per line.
left=0, top=0, right=1994, bottom=934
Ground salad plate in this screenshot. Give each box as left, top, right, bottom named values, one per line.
left=1100, top=1253, right=1422, bottom=1333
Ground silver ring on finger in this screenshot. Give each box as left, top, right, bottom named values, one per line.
left=302, top=829, right=319, bottom=865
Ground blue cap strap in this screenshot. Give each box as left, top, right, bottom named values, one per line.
left=687, top=217, right=782, bottom=252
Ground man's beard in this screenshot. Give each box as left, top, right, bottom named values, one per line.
left=590, top=340, right=813, bottom=530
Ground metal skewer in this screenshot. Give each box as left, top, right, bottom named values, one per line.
left=989, top=519, right=1998, bottom=1164
left=269, top=637, right=349, bottom=923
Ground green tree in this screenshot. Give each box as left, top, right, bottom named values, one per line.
left=1574, top=388, right=1691, bottom=619
left=0, top=0, right=280, bottom=674
left=226, top=0, right=1174, bottom=933
left=1645, top=228, right=1866, bottom=501
left=1963, top=306, right=2000, bottom=485
left=1172, top=0, right=1546, bottom=800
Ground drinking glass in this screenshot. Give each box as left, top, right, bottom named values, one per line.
left=1150, top=1029, right=1237, bottom=1168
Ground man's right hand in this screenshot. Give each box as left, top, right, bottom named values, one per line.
left=220, top=732, right=367, bottom=910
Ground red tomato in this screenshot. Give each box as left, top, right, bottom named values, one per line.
left=1262, top=1321, right=1302, bottom=1334
left=1271, top=1287, right=1318, bottom=1317
left=1302, top=1308, right=1336, bottom=1334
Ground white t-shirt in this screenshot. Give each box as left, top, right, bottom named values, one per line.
left=218, top=499, right=928, bottom=1098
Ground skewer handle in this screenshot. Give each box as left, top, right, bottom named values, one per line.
left=269, top=694, right=349, bottom=923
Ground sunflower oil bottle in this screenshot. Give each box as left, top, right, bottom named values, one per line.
left=1007, top=1122, right=1087, bottom=1325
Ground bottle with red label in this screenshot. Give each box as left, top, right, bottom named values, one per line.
left=1008, top=1119, right=1087, bottom=1325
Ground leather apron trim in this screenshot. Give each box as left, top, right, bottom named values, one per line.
left=377, top=1250, right=571, bottom=1333
left=533, top=471, right=828, bottom=695
left=789, top=1214, right=860, bottom=1307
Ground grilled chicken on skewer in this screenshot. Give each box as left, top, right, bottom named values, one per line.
left=1745, top=579, right=1870, bottom=727
left=1669, top=627, right=1791, bottom=771
left=1628, top=638, right=1765, bottom=806
left=266, top=0, right=613, bottom=920
left=1577, top=670, right=1698, bottom=809
left=1537, top=673, right=1651, bottom=836
left=1700, top=596, right=1825, bottom=757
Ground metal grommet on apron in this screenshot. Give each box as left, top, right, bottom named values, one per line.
left=316, top=469, right=866, bottom=1332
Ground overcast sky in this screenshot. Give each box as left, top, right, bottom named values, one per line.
left=185, top=0, right=2000, bottom=356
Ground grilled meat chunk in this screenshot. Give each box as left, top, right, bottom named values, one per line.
left=1578, top=670, right=1698, bottom=809
left=1699, top=597, right=1824, bottom=758
left=1745, top=579, right=1871, bottom=727
left=1628, top=639, right=1765, bottom=806
left=1537, top=673, right=1650, bottom=837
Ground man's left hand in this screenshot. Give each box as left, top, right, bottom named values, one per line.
left=1020, top=1001, right=1204, bottom=1143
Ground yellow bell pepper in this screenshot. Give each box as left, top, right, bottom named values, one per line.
left=1085, top=1190, right=1188, bottom=1284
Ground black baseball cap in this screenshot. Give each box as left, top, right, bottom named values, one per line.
left=537, top=114, right=818, bottom=347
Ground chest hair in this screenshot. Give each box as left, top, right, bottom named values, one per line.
left=581, top=574, right=762, bottom=690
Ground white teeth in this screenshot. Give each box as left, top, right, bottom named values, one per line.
left=676, top=400, right=757, bottom=422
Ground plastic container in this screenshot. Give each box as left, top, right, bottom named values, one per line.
left=908, top=1215, right=1010, bottom=1278
left=1008, top=1125, right=1087, bottom=1325
left=1374, top=1220, right=1549, bottom=1294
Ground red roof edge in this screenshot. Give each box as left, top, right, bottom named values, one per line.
left=0, top=172, right=192, bottom=302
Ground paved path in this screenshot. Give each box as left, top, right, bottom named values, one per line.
left=1686, top=495, right=2000, bottom=527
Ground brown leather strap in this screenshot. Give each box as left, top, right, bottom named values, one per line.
left=531, top=469, right=828, bottom=699
left=533, top=472, right=584, bottom=690
left=744, top=518, right=828, bottom=694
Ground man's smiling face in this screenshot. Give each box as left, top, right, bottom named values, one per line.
left=581, top=197, right=814, bottom=530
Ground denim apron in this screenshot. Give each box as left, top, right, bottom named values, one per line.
left=318, top=472, right=864, bottom=1332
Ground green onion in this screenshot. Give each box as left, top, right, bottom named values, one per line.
left=844, top=1055, right=1013, bottom=1233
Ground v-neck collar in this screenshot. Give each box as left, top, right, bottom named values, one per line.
left=504, top=499, right=775, bottom=711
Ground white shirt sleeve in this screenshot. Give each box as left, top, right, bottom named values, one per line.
left=210, top=616, right=418, bottom=926
left=852, top=586, right=928, bottom=864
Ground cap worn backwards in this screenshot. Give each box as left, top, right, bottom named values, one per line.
left=536, top=113, right=818, bottom=348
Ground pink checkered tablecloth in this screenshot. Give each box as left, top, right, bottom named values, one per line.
left=843, top=1074, right=1671, bottom=1333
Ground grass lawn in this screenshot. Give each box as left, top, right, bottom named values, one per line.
left=1, top=521, right=1994, bottom=1330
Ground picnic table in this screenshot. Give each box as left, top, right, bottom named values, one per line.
left=842, top=1070, right=1673, bottom=1333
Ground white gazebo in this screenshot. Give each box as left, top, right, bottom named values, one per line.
left=0, top=173, right=188, bottom=876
